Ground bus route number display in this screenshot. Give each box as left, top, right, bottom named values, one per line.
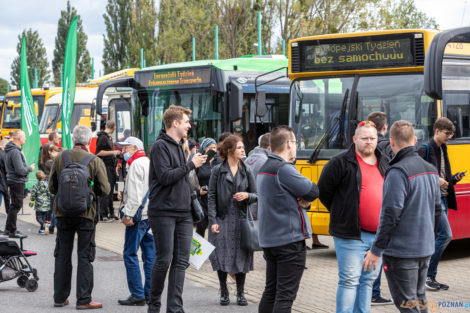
left=300, top=35, right=415, bottom=72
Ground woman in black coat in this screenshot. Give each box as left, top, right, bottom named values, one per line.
left=208, top=134, right=257, bottom=306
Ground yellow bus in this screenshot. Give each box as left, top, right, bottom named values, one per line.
left=288, top=28, right=470, bottom=239
left=1, top=87, right=62, bottom=139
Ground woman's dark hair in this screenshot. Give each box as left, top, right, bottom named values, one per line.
left=217, top=134, right=242, bottom=160
left=41, top=143, right=60, bottom=166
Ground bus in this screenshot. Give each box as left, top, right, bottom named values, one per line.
left=288, top=28, right=470, bottom=239
left=95, top=55, right=290, bottom=153
left=1, top=87, right=62, bottom=139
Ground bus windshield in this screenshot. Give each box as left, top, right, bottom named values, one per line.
left=291, top=74, right=436, bottom=159
left=145, top=89, right=221, bottom=145
left=39, top=103, right=92, bottom=134
left=4, top=95, right=46, bottom=129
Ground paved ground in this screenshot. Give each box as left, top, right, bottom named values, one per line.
left=2, top=199, right=470, bottom=313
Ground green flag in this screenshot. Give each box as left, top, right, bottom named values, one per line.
left=20, top=35, right=41, bottom=189
left=61, top=16, right=78, bottom=150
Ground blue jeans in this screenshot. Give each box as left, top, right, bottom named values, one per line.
left=334, top=231, right=381, bottom=313
left=427, top=197, right=452, bottom=278
left=372, top=265, right=383, bottom=299
left=123, top=219, right=156, bottom=299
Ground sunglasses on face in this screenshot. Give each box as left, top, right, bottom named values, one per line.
left=357, top=120, right=376, bottom=128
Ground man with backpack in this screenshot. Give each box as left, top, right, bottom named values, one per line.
left=49, top=125, right=110, bottom=310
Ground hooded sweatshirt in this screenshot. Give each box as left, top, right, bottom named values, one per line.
left=5, top=141, right=32, bottom=184
left=148, top=130, right=195, bottom=217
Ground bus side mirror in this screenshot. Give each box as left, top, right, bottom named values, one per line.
left=447, top=107, right=463, bottom=138
left=229, top=81, right=243, bottom=121
left=256, top=90, right=267, bottom=117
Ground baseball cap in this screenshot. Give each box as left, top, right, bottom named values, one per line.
left=116, top=136, right=144, bottom=150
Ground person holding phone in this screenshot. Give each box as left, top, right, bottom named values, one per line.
left=195, top=138, right=219, bottom=237
left=3, top=130, right=35, bottom=238
left=417, top=117, right=465, bottom=291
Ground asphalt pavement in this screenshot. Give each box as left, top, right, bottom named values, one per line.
left=0, top=214, right=257, bottom=313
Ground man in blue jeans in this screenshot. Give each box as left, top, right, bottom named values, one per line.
left=118, top=137, right=155, bottom=306
left=417, top=117, right=464, bottom=291
left=318, top=121, right=389, bottom=313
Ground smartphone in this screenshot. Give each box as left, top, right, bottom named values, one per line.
left=205, top=149, right=216, bottom=164
left=461, top=171, right=467, bottom=176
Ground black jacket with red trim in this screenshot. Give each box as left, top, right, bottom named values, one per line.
left=257, top=153, right=319, bottom=248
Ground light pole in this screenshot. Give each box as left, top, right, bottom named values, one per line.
left=28, top=66, right=38, bottom=88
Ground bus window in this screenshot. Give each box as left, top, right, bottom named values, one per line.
left=146, top=89, right=221, bottom=146
left=70, top=104, right=92, bottom=129
left=355, top=74, right=435, bottom=144
left=39, top=104, right=59, bottom=133
left=442, top=57, right=470, bottom=138
left=3, top=97, right=21, bottom=128
left=291, top=77, right=354, bottom=159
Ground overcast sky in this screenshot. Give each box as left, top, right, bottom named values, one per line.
left=1, top=0, right=469, bottom=84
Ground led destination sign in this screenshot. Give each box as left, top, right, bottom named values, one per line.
left=138, top=67, right=212, bottom=88
left=298, top=34, right=418, bottom=72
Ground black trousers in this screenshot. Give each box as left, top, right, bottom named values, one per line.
left=259, top=240, right=306, bottom=313
left=148, top=215, right=193, bottom=313
left=1, top=189, right=10, bottom=214
left=5, top=182, right=24, bottom=234
left=54, top=217, right=96, bottom=305
left=99, top=164, right=116, bottom=219
left=35, top=211, right=48, bottom=229
left=383, top=255, right=431, bottom=313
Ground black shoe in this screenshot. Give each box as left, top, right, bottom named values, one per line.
left=237, top=292, right=248, bottom=306
left=435, top=278, right=449, bottom=290
left=54, top=299, right=69, bottom=307
left=49, top=226, right=55, bottom=234
left=9, top=231, right=27, bottom=239
left=219, top=286, right=230, bottom=306
left=118, top=296, right=146, bottom=306
left=371, top=295, right=393, bottom=305
left=0, top=229, right=7, bottom=235
left=426, top=276, right=441, bottom=291
left=110, top=215, right=119, bottom=221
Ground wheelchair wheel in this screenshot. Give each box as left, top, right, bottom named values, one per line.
left=17, top=275, right=28, bottom=288
left=25, top=279, right=38, bottom=292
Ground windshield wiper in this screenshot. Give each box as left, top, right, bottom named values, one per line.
left=309, top=88, right=349, bottom=164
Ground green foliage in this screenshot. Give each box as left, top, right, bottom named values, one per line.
left=0, top=78, right=8, bottom=95
left=376, top=0, right=439, bottom=29
left=102, top=0, right=132, bottom=73
left=52, top=0, right=92, bottom=85
left=9, top=29, right=50, bottom=88
left=128, top=0, right=158, bottom=67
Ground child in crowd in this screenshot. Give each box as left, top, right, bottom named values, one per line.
left=30, top=170, right=52, bottom=234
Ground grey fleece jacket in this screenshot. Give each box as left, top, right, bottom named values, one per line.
left=5, top=141, right=33, bottom=184
left=371, top=146, right=441, bottom=258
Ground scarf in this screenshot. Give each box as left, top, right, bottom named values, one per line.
left=127, top=150, right=146, bottom=166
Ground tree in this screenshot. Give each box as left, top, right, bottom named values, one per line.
left=376, top=0, right=439, bottom=29
left=128, top=0, right=158, bottom=67
left=102, top=0, right=132, bottom=73
left=9, top=29, right=50, bottom=88
left=52, top=0, right=92, bottom=85
left=0, top=78, right=8, bottom=95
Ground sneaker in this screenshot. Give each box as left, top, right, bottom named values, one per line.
left=371, top=295, right=393, bottom=305
left=426, top=276, right=441, bottom=291
left=118, top=296, right=146, bottom=306
left=110, top=215, right=119, bottom=221
left=38, top=229, right=45, bottom=234
left=435, top=278, right=449, bottom=290
left=54, top=299, right=69, bottom=307
left=102, top=217, right=109, bottom=222
left=9, top=231, right=28, bottom=239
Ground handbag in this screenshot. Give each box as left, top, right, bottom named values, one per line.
left=240, top=207, right=262, bottom=251
left=188, top=169, right=200, bottom=192
left=191, top=191, right=205, bottom=223
left=119, top=190, right=150, bottom=223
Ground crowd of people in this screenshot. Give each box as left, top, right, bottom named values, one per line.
left=0, top=103, right=460, bottom=313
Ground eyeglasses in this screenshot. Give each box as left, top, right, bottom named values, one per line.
left=288, top=140, right=299, bottom=146
left=357, top=120, right=376, bottom=128
left=441, top=130, right=454, bottom=137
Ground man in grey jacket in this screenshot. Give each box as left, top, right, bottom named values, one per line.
left=3, top=130, right=35, bottom=238
left=363, top=121, right=441, bottom=313
left=257, top=126, right=319, bottom=313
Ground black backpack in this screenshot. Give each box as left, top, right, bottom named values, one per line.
left=56, top=150, right=95, bottom=216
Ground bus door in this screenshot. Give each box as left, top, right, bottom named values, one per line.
left=424, top=27, right=470, bottom=239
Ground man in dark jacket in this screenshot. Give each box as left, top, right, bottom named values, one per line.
left=95, top=120, right=120, bottom=221
left=147, top=105, right=206, bottom=313
left=318, top=121, right=389, bottom=313
left=49, top=125, right=110, bottom=310
left=257, top=126, right=319, bottom=313
left=368, top=111, right=394, bottom=160
left=0, top=139, right=11, bottom=234
left=363, top=120, right=441, bottom=312
left=3, top=130, right=34, bottom=238
left=417, top=117, right=464, bottom=291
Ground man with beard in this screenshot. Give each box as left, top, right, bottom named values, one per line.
left=318, top=121, right=389, bottom=313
